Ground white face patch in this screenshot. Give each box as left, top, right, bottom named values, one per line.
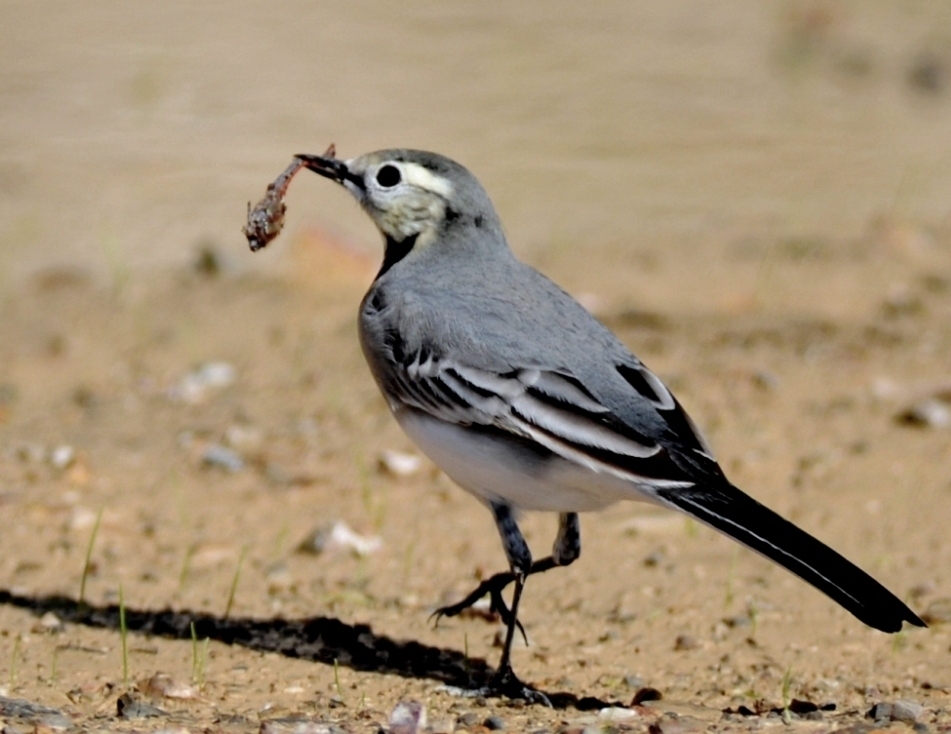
left=345, top=158, right=456, bottom=246
left=400, top=163, right=454, bottom=200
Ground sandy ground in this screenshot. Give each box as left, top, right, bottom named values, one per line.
left=3, top=2, right=951, bottom=733
left=2, top=220, right=951, bottom=733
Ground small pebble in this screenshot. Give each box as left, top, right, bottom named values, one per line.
left=49, top=445, right=75, bottom=470
left=597, top=707, right=637, bottom=722
left=896, top=400, right=951, bottom=429
left=296, top=521, right=382, bottom=557
left=673, top=634, right=698, bottom=651
left=259, top=717, right=344, bottom=734
left=869, top=702, right=895, bottom=721
left=389, top=701, right=427, bottom=734
left=116, top=693, right=166, bottom=719
left=378, top=449, right=423, bottom=477
left=892, top=700, right=924, bottom=722
left=650, top=715, right=708, bottom=734
left=143, top=672, right=198, bottom=699
left=37, top=612, right=64, bottom=632
left=483, top=715, right=506, bottom=730
left=225, top=424, right=265, bottom=451
left=751, top=369, right=780, bottom=391
left=429, top=717, right=455, bottom=734
left=868, top=699, right=924, bottom=723
left=0, top=696, right=72, bottom=730
left=265, top=562, right=295, bottom=594
left=922, top=597, right=951, bottom=624
left=201, top=444, right=245, bottom=472
left=456, top=713, right=480, bottom=728
left=168, top=361, right=236, bottom=403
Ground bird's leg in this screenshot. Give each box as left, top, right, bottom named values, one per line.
left=478, top=502, right=552, bottom=705
left=552, top=511, right=581, bottom=566
left=432, top=513, right=581, bottom=631
left=489, top=502, right=532, bottom=679
left=432, top=509, right=582, bottom=704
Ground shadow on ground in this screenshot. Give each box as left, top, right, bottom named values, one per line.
left=0, top=590, right=616, bottom=710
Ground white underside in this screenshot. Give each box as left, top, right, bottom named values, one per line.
left=395, top=407, right=662, bottom=512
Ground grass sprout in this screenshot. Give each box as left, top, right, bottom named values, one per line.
left=191, top=621, right=209, bottom=687
left=781, top=665, right=793, bottom=722
left=79, top=507, right=104, bottom=605
left=223, top=544, right=248, bottom=619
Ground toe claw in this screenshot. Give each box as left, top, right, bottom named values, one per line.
left=487, top=668, right=552, bottom=707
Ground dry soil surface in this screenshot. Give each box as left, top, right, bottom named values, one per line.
left=1, top=223, right=951, bottom=733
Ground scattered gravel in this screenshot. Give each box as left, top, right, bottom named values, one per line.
left=296, top=520, right=382, bottom=557
left=168, top=362, right=236, bottom=404
left=897, top=399, right=951, bottom=429
left=484, top=714, right=507, bottom=730
left=456, top=712, right=480, bottom=728
left=378, top=449, right=423, bottom=477
left=116, top=693, right=166, bottom=719
left=867, top=699, right=924, bottom=723
left=259, top=717, right=345, bottom=734
left=389, top=701, right=427, bottom=734
left=49, top=444, right=75, bottom=470
left=673, top=634, right=698, bottom=651
left=201, top=444, right=245, bottom=472
left=0, top=696, right=72, bottom=730
left=922, top=597, right=951, bottom=625
left=143, top=672, right=198, bottom=699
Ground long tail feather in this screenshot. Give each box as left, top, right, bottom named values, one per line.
left=655, top=483, right=925, bottom=632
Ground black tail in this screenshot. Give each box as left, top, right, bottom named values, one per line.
left=655, top=483, right=925, bottom=633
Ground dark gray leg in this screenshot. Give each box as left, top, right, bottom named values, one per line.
left=433, top=512, right=581, bottom=625
left=491, top=501, right=533, bottom=576
left=431, top=511, right=581, bottom=704
left=552, top=512, right=581, bottom=566
left=488, top=501, right=532, bottom=677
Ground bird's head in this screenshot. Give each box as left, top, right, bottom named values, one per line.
left=296, top=149, right=504, bottom=266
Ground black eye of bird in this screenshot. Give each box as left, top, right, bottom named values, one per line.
left=376, top=165, right=402, bottom=188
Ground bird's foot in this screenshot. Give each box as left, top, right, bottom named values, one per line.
left=436, top=669, right=551, bottom=707
left=430, top=571, right=527, bottom=645
left=485, top=666, right=552, bottom=707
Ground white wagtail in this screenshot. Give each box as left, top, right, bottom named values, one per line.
left=281, top=148, right=924, bottom=702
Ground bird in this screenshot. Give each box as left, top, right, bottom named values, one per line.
left=291, top=148, right=925, bottom=703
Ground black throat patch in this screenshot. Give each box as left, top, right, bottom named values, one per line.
left=376, top=233, right=419, bottom=279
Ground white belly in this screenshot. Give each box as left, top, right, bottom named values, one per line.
left=394, top=407, right=655, bottom=512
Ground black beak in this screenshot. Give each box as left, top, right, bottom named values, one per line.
left=295, top=154, right=365, bottom=191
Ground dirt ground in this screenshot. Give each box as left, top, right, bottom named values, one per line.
left=3, top=3, right=951, bottom=733
left=2, top=214, right=951, bottom=733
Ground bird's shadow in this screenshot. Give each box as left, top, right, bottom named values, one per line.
left=0, top=590, right=616, bottom=711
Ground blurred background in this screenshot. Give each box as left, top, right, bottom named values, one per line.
left=2, top=1, right=950, bottom=287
